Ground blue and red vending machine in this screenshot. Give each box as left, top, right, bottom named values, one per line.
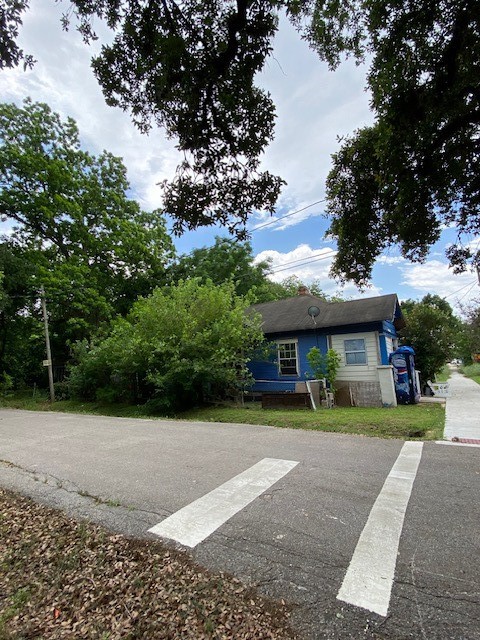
left=389, top=346, right=420, bottom=404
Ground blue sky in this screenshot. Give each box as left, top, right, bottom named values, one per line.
left=1, top=3, right=479, bottom=312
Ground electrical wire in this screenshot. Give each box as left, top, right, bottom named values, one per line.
left=170, top=197, right=326, bottom=262
left=250, top=199, right=326, bottom=232
left=270, top=251, right=336, bottom=274
left=443, top=280, right=478, bottom=299
left=264, top=249, right=336, bottom=271
left=453, top=281, right=478, bottom=305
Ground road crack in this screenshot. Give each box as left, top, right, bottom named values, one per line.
left=0, top=458, right=169, bottom=521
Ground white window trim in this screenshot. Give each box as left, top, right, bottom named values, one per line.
left=277, top=339, right=299, bottom=377
left=344, top=337, right=367, bottom=366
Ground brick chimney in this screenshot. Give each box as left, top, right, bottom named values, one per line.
left=297, top=285, right=310, bottom=296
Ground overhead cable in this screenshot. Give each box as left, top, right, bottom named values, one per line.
left=270, top=251, right=336, bottom=274
left=443, top=280, right=478, bottom=299
left=250, top=199, right=326, bottom=232
left=263, top=249, right=336, bottom=271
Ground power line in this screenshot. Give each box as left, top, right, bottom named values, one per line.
left=453, top=281, right=478, bottom=305
left=264, top=249, right=336, bottom=272
left=443, top=280, right=478, bottom=300
left=250, top=199, right=326, bottom=232
left=270, top=251, right=336, bottom=274
left=269, top=251, right=336, bottom=273
left=170, top=198, right=327, bottom=262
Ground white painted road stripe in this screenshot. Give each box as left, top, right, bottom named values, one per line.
left=148, top=458, right=299, bottom=548
left=337, top=441, right=423, bottom=617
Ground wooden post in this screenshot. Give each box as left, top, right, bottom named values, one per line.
left=40, top=287, right=55, bottom=403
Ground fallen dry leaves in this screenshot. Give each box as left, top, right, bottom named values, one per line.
left=0, top=489, right=295, bottom=639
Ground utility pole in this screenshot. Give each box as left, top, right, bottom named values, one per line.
left=40, top=286, right=55, bottom=403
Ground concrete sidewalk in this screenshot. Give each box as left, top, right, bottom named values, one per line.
left=444, top=370, right=480, bottom=442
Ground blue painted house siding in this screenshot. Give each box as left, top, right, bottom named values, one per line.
left=383, top=320, right=397, bottom=336
left=378, top=334, right=389, bottom=365
left=378, top=320, right=398, bottom=365
left=246, top=293, right=404, bottom=402
left=248, top=331, right=328, bottom=392
left=247, top=320, right=398, bottom=390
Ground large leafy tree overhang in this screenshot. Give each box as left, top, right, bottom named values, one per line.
left=1, top=0, right=479, bottom=284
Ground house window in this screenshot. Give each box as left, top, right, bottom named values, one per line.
left=344, top=338, right=367, bottom=365
left=277, top=341, right=298, bottom=375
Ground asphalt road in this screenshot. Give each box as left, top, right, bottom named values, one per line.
left=1, top=409, right=479, bottom=639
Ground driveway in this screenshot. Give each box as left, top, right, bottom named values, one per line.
left=0, top=409, right=479, bottom=639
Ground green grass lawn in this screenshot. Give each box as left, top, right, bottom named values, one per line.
left=0, top=391, right=445, bottom=440
left=178, top=404, right=444, bottom=440
left=434, top=364, right=452, bottom=382
left=460, top=363, right=480, bottom=386
left=0, top=390, right=152, bottom=419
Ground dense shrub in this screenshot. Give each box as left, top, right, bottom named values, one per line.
left=53, top=380, right=70, bottom=401
left=306, top=348, right=341, bottom=393
left=0, top=372, right=13, bottom=397
left=69, top=279, right=263, bottom=412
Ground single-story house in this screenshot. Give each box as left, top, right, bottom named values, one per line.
left=247, top=287, right=405, bottom=407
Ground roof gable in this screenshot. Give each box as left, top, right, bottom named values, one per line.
left=250, top=293, right=405, bottom=334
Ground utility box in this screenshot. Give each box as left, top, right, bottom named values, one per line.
left=389, top=346, right=420, bottom=405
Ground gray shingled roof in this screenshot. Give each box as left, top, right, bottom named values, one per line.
left=249, top=293, right=405, bottom=334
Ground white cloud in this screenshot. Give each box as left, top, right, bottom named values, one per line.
left=400, top=260, right=479, bottom=311
left=0, top=3, right=180, bottom=213
left=442, top=237, right=478, bottom=252
left=462, top=237, right=480, bottom=254
left=376, top=255, right=406, bottom=266
left=256, top=15, right=373, bottom=217
left=255, top=244, right=334, bottom=281
left=0, top=221, right=14, bottom=238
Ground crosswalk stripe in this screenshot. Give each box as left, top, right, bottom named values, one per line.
left=337, top=441, right=423, bottom=616
left=148, top=458, right=299, bottom=548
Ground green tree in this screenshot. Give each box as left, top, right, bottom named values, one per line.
left=399, top=295, right=460, bottom=382
left=3, top=2, right=478, bottom=279
left=69, top=279, right=264, bottom=412
left=0, top=99, right=175, bottom=383
left=170, top=243, right=348, bottom=303
left=0, top=1, right=34, bottom=70
left=458, top=298, right=480, bottom=363
left=0, top=244, right=44, bottom=387
left=274, top=275, right=345, bottom=301
left=1, top=100, right=174, bottom=309
left=315, top=0, right=480, bottom=283
left=169, top=237, right=285, bottom=302
left=65, top=0, right=284, bottom=239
